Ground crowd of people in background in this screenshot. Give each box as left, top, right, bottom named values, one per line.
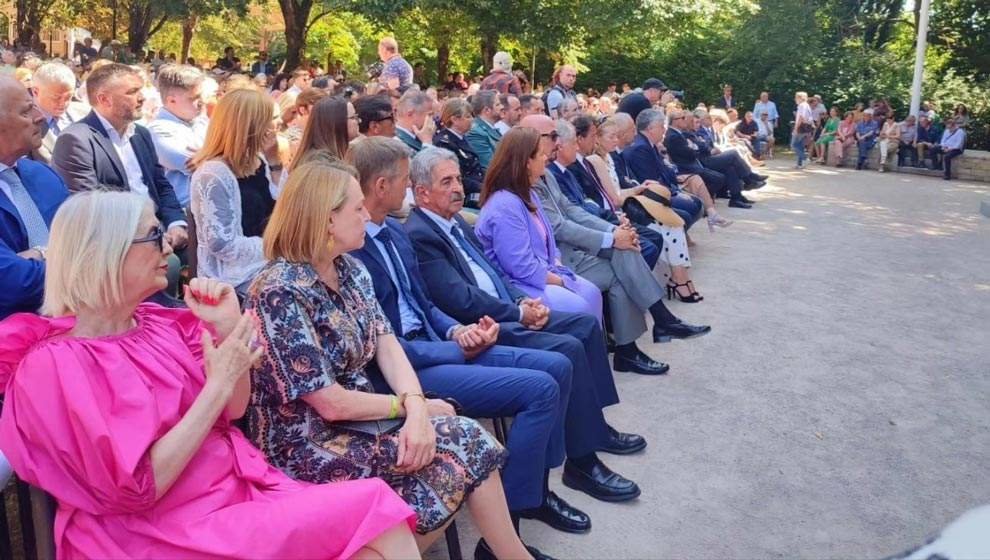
left=0, top=31, right=972, bottom=560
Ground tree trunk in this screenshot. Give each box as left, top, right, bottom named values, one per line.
left=180, top=14, right=197, bottom=63
left=436, top=39, right=450, bottom=85
left=278, top=0, right=314, bottom=72
left=479, top=31, right=498, bottom=73
left=14, top=0, right=45, bottom=49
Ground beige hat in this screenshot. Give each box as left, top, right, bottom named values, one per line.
left=626, top=183, right=685, bottom=228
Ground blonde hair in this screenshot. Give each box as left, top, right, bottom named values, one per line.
left=190, top=88, right=273, bottom=177
left=263, top=153, right=358, bottom=262
left=42, top=191, right=149, bottom=317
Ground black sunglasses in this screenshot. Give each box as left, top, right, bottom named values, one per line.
left=541, top=131, right=559, bottom=142
left=133, top=224, right=165, bottom=252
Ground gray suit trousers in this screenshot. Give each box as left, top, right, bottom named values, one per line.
left=559, top=244, right=663, bottom=345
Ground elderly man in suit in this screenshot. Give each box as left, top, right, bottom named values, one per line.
left=30, top=61, right=88, bottom=165
left=405, top=146, right=648, bottom=528
left=520, top=114, right=710, bottom=375
left=393, top=89, right=436, bottom=154
left=465, top=90, right=503, bottom=169
left=0, top=76, right=69, bottom=319
left=346, top=137, right=621, bottom=539
left=53, top=63, right=187, bottom=250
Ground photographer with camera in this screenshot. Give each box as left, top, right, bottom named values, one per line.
left=616, top=78, right=680, bottom=121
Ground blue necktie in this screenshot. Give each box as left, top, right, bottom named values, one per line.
left=449, top=224, right=511, bottom=301
left=374, top=228, right=436, bottom=339
left=1, top=166, right=49, bottom=247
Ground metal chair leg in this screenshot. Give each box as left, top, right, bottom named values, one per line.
left=444, top=520, right=463, bottom=560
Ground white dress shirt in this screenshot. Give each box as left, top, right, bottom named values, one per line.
left=95, top=112, right=148, bottom=198
left=940, top=128, right=966, bottom=151
left=365, top=220, right=424, bottom=335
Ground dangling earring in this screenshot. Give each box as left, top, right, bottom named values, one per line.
left=327, top=235, right=335, bottom=254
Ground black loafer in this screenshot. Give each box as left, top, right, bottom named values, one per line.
left=653, top=321, right=711, bottom=342
left=518, top=491, right=591, bottom=534
left=613, top=351, right=669, bottom=375
left=751, top=173, right=769, bottom=181
left=475, top=539, right=557, bottom=560
left=738, top=194, right=756, bottom=204
left=600, top=425, right=647, bottom=455
left=562, top=458, right=641, bottom=502
left=728, top=198, right=752, bottom=209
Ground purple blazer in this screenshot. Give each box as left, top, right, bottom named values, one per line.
left=475, top=189, right=577, bottom=296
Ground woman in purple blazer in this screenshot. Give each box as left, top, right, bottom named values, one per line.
left=475, top=128, right=602, bottom=320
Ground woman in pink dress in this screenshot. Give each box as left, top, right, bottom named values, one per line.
left=0, top=190, right=420, bottom=559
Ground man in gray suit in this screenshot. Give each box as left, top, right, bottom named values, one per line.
left=521, top=115, right=710, bottom=375
left=31, top=61, right=88, bottom=165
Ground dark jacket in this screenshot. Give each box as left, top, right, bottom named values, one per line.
left=625, top=132, right=679, bottom=188
left=663, top=128, right=706, bottom=174
left=433, top=128, right=485, bottom=205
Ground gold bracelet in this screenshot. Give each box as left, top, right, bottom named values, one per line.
left=399, top=392, right=426, bottom=408
left=387, top=395, right=399, bottom=419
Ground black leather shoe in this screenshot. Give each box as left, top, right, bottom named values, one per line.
left=752, top=173, right=769, bottom=181
left=562, top=458, right=641, bottom=502
left=743, top=179, right=766, bottom=190
left=600, top=425, right=647, bottom=455
left=738, top=194, right=756, bottom=204
left=605, top=333, right=617, bottom=353
left=475, top=539, right=557, bottom=560
left=653, top=321, right=711, bottom=342
left=518, top=491, right=591, bottom=534
left=728, top=198, right=752, bottom=209
left=613, top=350, right=669, bottom=375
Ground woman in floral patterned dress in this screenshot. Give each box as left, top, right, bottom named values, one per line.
left=245, top=153, right=544, bottom=560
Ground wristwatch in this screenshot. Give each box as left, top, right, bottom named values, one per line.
left=32, top=246, right=47, bottom=261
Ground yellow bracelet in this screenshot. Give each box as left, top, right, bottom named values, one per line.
left=387, top=395, right=400, bottom=419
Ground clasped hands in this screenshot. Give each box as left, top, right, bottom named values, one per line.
left=613, top=214, right=641, bottom=251
left=451, top=316, right=500, bottom=359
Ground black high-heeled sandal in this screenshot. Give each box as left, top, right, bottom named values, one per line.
left=666, top=281, right=704, bottom=303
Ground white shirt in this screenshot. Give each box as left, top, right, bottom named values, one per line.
left=95, top=112, right=149, bottom=198
left=494, top=121, right=511, bottom=136
left=940, top=128, right=966, bottom=151
left=795, top=102, right=814, bottom=127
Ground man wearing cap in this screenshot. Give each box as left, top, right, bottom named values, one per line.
left=617, top=78, right=673, bottom=122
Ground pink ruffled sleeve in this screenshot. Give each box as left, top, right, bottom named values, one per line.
left=0, top=343, right=158, bottom=515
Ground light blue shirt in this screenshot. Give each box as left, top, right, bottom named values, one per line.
left=365, top=221, right=423, bottom=335
left=940, top=128, right=966, bottom=151
left=147, top=107, right=209, bottom=207
left=753, top=100, right=779, bottom=126
left=420, top=208, right=501, bottom=299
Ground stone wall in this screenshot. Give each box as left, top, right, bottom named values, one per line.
left=835, top=144, right=990, bottom=183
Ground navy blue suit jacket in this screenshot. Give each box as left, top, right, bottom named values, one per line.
left=546, top=163, right=612, bottom=220
left=625, top=133, right=680, bottom=189
left=0, top=159, right=69, bottom=318
left=663, top=128, right=706, bottom=174
left=52, top=111, right=185, bottom=226
left=404, top=208, right=526, bottom=325
left=350, top=218, right=464, bottom=369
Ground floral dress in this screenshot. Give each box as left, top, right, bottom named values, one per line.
left=244, top=256, right=506, bottom=534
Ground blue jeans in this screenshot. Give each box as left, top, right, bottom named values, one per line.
left=857, top=140, right=876, bottom=165
left=791, top=132, right=810, bottom=165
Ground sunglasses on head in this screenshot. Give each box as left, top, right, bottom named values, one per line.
left=133, top=224, right=165, bottom=252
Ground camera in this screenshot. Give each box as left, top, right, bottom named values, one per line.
left=670, top=89, right=685, bottom=100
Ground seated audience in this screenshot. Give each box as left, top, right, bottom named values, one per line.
left=433, top=97, right=485, bottom=207
left=285, top=68, right=311, bottom=96
left=147, top=64, right=209, bottom=207
left=354, top=93, right=396, bottom=139
left=756, top=112, right=775, bottom=157
left=344, top=138, right=571, bottom=558
left=514, top=115, right=711, bottom=373
left=394, top=89, right=436, bottom=153
left=405, top=146, right=647, bottom=527
left=0, top=75, right=69, bottom=319
left=52, top=63, right=188, bottom=251
left=520, top=94, right=545, bottom=117
left=753, top=91, right=779, bottom=128
left=283, top=86, right=328, bottom=159
left=291, top=95, right=358, bottom=172
left=915, top=115, right=938, bottom=167
left=813, top=107, right=840, bottom=164
left=189, top=89, right=276, bottom=291
left=30, top=61, right=88, bottom=165
left=496, top=94, right=522, bottom=136
left=466, top=90, right=503, bottom=169
left=896, top=114, right=918, bottom=167
left=854, top=109, right=879, bottom=170
left=930, top=117, right=966, bottom=180
left=481, top=51, right=522, bottom=94
left=829, top=111, right=857, bottom=166
left=0, top=190, right=420, bottom=559
left=736, top=111, right=764, bottom=158
left=878, top=112, right=901, bottom=172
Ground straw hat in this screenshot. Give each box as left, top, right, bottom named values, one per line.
left=623, top=183, right=685, bottom=228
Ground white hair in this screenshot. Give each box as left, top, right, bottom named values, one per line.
left=493, top=51, right=512, bottom=72
left=32, top=62, right=76, bottom=89
left=42, top=191, right=151, bottom=317
left=556, top=118, right=576, bottom=142
left=410, top=146, right=459, bottom=188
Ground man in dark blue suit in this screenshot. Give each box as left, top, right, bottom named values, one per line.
left=347, top=138, right=620, bottom=536
left=405, top=147, right=648, bottom=531
left=623, top=109, right=705, bottom=225
left=52, top=63, right=187, bottom=249
left=0, top=77, right=70, bottom=319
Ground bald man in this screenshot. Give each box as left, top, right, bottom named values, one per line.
left=545, top=65, right=577, bottom=119
left=377, top=36, right=413, bottom=91
left=0, top=76, right=69, bottom=318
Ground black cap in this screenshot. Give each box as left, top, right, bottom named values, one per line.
left=642, top=78, right=668, bottom=91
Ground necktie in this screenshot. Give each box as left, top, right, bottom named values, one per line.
left=49, top=117, right=61, bottom=136
left=374, top=228, right=436, bottom=339
left=449, top=224, right=511, bottom=300
left=1, top=167, right=49, bottom=247
left=582, top=159, right=616, bottom=211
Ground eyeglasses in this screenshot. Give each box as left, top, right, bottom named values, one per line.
left=540, top=131, right=559, bottom=142
left=132, top=224, right=165, bottom=252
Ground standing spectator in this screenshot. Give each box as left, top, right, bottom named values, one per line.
left=465, top=90, right=503, bottom=169
left=285, top=69, right=311, bottom=96
left=753, top=91, right=779, bottom=128
left=250, top=51, right=275, bottom=76
left=829, top=111, right=857, bottom=166
left=896, top=115, right=918, bottom=167
left=0, top=49, right=15, bottom=75
left=215, top=47, right=241, bottom=72
left=480, top=51, right=522, bottom=95
left=495, top=94, right=522, bottom=136
left=915, top=115, right=938, bottom=167
left=791, top=91, right=815, bottom=169
left=412, top=61, right=429, bottom=90
left=616, top=78, right=670, bottom=122
left=31, top=62, right=89, bottom=165
left=514, top=70, right=531, bottom=94
left=377, top=36, right=413, bottom=91
left=877, top=113, right=901, bottom=172
left=952, top=103, right=970, bottom=128
left=0, top=76, right=69, bottom=319
left=715, top=84, right=734, bottom=109
left=147, top=64, right=210, bottom=207
left=77, top=37, right=98, bottom=68
left=854, top=109, right=879, bottom=170
left=544, top=65, right=577, bottom=119
left=52, top=63, right=188, bottom=251
left=930, top=118, right=966, bottom=180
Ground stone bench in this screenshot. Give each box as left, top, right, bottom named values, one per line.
left=836, top=145, right=990, bottom=182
